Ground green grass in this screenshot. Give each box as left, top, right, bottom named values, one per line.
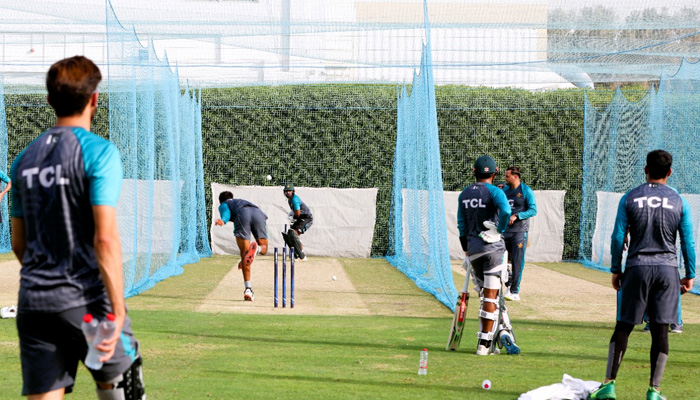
left=1, top=258, right=698, bottom=399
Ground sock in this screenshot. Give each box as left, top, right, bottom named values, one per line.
left=245, top=281, right=251, bottom=289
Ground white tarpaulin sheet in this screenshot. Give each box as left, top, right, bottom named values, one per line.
left=444, top=190, right=566, bottom=262
left=592, top=191, right=700, bottom=267
left=117, top=179, right=179, bottom=256
left=210, top=183, right=378, bottom=258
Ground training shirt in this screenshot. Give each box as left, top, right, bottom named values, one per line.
left=457, top=182, right=511, bottom=254
left=504, top=182, right=537, bottom=233
left=219, top=198, right=260, bottom=224
left=288, top=194, right=312, bottom=217
left=11, top=126, right=123, bottom=313
left=610, top=183, right=695, bottom=279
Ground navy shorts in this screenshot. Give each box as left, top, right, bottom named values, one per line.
left=470, top=251, right=506, bottom=290
left=233, top=206, right=268, bottom=241
left=618, top=265, right=680, bottom=325
left=17, top=299, right=140, bottom=396
left=291, top=215, right=313, bottom=234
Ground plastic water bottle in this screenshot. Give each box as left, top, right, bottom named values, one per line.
left=84, top=313, right=117, bottom=370
left=81, top=314, right=99, bottom=348
left=418, top=348, right=428, bottom=375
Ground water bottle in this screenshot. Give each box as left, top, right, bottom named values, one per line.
left=81, top=314, right=99, bottom=347
left=418, top=348, right=428, bottom=375
left=84, top=313, right=117, bottom=370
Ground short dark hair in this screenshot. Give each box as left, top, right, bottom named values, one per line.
left=647, top=150, right=672, bottom=179
left=219, top=191, right=234, bottom=203
left=475, top=172, right=497, bottom=180
left=506, top=166, right=521, bottom=177
left=46, top=56, right=102, bottom=117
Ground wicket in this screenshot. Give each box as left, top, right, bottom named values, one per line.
left=274, top=246, right=295, bottom=308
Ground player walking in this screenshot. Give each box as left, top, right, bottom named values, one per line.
left=502, top=166, right=537, bottom=301
left=589, top=150, right=695, bottom=400
left=215, top=191, right=269, bottom=301
left=457, top=155, right=519, bottom=356
left=282, top=184, right=312, bottom=260
left=11, top=56, right=144, bottom=399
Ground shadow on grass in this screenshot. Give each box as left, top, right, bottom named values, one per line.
left=204, top=369, right=521, bottom=397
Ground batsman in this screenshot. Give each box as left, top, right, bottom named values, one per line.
left=282, top=184, right=312, bottom=261
left=456, top=155, right=520, bottom=356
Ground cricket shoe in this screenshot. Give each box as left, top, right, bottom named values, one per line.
left=504, top=291, right=520, bottom=301
left=589, top=380, right=616, bottom=400
left=243, top=288, right=255, bottom=301
left=498, top=331, right=520, bottom=355
left=243, top=241, right=259, bottom=267
left=475, top=340, right=499, bottom=356
left=0, top=305, right=17, bottom=319
left=670, top=323, right=683, bottom=334
left=646, top=387, right=667, bottom=400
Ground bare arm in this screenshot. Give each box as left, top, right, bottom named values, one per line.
left=11, top=217, right=26, bottom=262
left=92, top=205, right=125, bottom=362
left=0, top=180, right=11, bottom=197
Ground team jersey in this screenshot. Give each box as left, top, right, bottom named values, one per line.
left=219, top=198, right=260, bottom=224
left=611, top=182, right=695, bottom=279
left=10, top=126, right=123, bottom=313
left=504, top=182, right=537, bottom=233
left=288, top=194, right=312, bottom=217
left=457, top=182, right=511, bottom=254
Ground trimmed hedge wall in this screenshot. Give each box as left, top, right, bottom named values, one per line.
left=6, top=85, right=633, bottom=259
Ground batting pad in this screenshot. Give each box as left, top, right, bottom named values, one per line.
left=210, top=183, right=378, bottom=258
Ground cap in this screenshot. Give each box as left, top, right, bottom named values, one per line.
left=283, top=184, right=295, bottom=192
left=473, top=155, right=498, bottom=174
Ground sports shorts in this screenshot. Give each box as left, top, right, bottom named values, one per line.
left=469, top=251, right=506, bottom=290
left=17, top=299, right=139, bottom=395
left=617, top=265, right=680, bottom=325
left=233, top=206, right=268, bottom=241
left=291, top=215, right=313, bottom=234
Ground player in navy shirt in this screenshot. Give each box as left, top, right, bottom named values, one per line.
left=11, top=57, right=144, bottom=399
left=502, top=166, right=537, bottom=301
left=215, top=191, right=269, bottom=301
left=590, top=150, right=695, bottom=400
left=457, top=155, right=519, bottom=356
left=282, top=183, right=312, bottom=260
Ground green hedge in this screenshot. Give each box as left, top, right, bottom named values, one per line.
left=5, top=85, right=617, bottom=259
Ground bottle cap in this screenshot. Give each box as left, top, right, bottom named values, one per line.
left=106, top=313, right=116, bottom=321
left=83, top=314, right=94, bottom=323
left=423, top=348, right=427, bottom=351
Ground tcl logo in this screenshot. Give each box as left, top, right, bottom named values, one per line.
left=632, top=196, right=673, bottom=209
left=22, top=165, right=70, bottom=189
left=462, top=199, right=486, bottom=208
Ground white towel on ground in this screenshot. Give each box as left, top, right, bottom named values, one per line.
left=518, top=374, right=600, bottom=400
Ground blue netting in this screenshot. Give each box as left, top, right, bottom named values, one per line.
left=106, top=1, right=211, bottom=297
left=580, top=58, right=700, bottom=295
left=386, top=2, right=456, bottom=310
left=0, top=79, right=8, bottom=253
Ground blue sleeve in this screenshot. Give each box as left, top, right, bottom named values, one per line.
left=518, top=184, right=537, bottom=220
left=679, top=197, right=696, bottom=279
left=489, top=185, right=511, bottom=233
left=76, top=130, right=123, bottom=207
left=9, top=150, right=26, bottom=217
left=0, top=170, right=9, bottom=184
left=219, top=203, right=231, bottom=224
left=610, top=193, right=629, bottom=273
left=457, top=197, right=465, bottom=237
left=292, top=196, right=301, bottom=211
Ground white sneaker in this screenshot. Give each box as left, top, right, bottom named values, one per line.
left=243, top=288, right=254, bottom=301
left=0, top=305, right=17, bottom=319
left=476, top=344, right=490, bottom=356
left=504, top=291, right=520, bottom=301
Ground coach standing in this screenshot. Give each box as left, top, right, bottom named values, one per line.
left=502, top=166, right=536, bottom=301
left=589, top=150, right=695, bottom=400
left=11, top=56, right=144, bottom=399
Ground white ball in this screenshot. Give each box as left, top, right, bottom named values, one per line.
left=266, top=175, right=272, bottom=181
left=482, top=380, right=491, bottom=390
left=332, top=275, right=337, bottom=281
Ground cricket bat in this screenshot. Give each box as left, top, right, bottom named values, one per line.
left=446, top=258, right=471, bottom=351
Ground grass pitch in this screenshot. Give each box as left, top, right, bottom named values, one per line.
left=1, top=256, right=698, bottom=399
